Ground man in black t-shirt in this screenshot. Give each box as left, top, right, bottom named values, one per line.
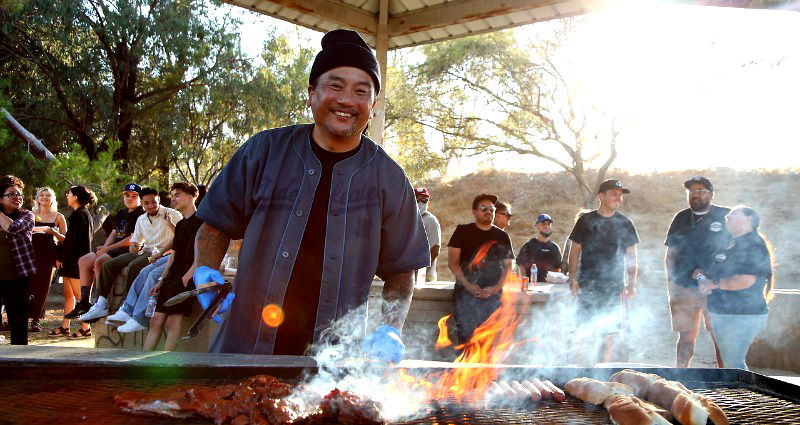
left=568, top=179, right=639, bottom=363
left=447, top=194, right=514, bottom=344
left=143, top=182, right=202, bottom=351
left=665, top=176, right=730, bottom=368
left=517, top=213, right=562, bottom=282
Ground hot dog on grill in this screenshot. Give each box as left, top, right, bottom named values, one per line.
left=647, top=379, right=729, bottom=425
left=564, top=378, right=633, bottom=405
left=608, top=369, right=663, bottom=399
left=603, top=394, right=672, bottom=425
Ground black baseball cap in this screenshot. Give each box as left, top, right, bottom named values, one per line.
left=598, top=179, right=630, bottom=194
left=684, top=176, right=713, bottom=192
left=123, top=183, right=142, bottom=194
left=472, top=194, right=499, bottom=210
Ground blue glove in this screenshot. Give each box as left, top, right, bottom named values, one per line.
left=193, top=266, right=235, bottom=324
left=361, top=324, right=405, bottom=363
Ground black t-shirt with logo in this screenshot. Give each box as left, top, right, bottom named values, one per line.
left=113, top=206, right=145, bottom=242
left=516, top=238, right=562, bottom=282
left=706, top=231, right=771, bottom=315
left=665, top=205, right=731, bottom=287
left=448, top=223, right=514, bottom=288
left=273, top=137, right=361, bottom=356
left=568, top=211, right=639, bottom=293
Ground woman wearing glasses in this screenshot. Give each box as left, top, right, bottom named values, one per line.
left=0, top=175, right=36, bottom=345
left=28, top=187, right=67, bottom=332
left=52, top=185, right=95, bottom=338
left=696, top=206, right=773, bottom=370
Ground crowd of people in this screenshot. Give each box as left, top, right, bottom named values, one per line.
left=0, top=175, right=208, bottom=350
left=415, top=175, right=773, bottom=370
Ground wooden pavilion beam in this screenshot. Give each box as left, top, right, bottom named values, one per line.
left=388, top=0, right=576, bottom=36
left=224, top=0, right=378, bottom=36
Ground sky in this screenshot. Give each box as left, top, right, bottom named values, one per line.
left=225, top=2, right=800, bottom=175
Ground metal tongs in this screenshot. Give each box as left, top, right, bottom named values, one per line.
left=164, top=280, right=232, bottom=342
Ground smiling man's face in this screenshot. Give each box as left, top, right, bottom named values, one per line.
left=308, top=66, right=376, bottom=148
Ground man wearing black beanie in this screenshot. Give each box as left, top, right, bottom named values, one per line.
left=191, top=29, right=429, bottom=363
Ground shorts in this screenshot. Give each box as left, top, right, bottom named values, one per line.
left=106, top=246, right=129, bottom=258
left=576, top=288, right=626, bottom=334
left=669, top=283, right=710, bottom=333
left=155, top=277, right=195, bottom=316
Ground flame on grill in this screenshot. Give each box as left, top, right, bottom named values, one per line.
left=435, top=315, right=452, bottom=350
left=399, top=272, right=529, bottom=404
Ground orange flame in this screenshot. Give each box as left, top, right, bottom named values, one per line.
left=395, top=272, right=530, bottom=404
left=467, top=241, right=498, bottom=272
left=435, top=315, right=452, bottom=350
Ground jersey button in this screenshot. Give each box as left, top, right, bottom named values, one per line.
left=296, top=210, right=303, bottom=216
left=281, top=251, right=289, bottom=258
left=308, top=169, right=315, bottom=175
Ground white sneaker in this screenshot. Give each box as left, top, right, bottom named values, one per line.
left=78, top=304, right=109, bottom=322
left=106, top=310, right=131, bottom=325
left=116, top=318, right=146, bottom=333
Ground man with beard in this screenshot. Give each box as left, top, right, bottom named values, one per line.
left=665, top=176, right=730, bottom=367
left=447, top=194, right=514, bottom=344
left=568, top=179, right=639, bottom=363
left=516, top=214, right=562, bottom=283
left=191, top=29, right=429, bottom=362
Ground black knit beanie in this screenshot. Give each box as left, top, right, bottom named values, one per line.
left=309, top=29, right=381, bottom=94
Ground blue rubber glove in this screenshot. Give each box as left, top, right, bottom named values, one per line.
left=361, top=324, right=405, bottom=363
left=193, top=266, right=235, bottom=324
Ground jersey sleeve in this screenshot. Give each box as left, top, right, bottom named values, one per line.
left=196, top=133, right=269, bottom=240
left=375, top=180, right=431, bottom=280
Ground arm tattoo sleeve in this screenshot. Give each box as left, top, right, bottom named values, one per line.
left=193, top=223, right=231, bottom=270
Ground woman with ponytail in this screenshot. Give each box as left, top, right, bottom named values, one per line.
left=696, top=205, right=773, bottom=370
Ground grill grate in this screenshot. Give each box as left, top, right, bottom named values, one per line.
left=1, top=378, right=799, bottom=424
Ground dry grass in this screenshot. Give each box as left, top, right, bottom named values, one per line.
left=423, top=168, right=800, bottom=289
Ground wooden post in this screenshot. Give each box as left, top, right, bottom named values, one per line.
left=368, top=0, right=389, bottom=146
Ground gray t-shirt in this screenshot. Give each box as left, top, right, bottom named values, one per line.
left=197, top=124, right=430, bottom=354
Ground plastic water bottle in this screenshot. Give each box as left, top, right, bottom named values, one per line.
left=530, top=264, right=538, bottom=287
left=145, top=295, right=157, bottom=317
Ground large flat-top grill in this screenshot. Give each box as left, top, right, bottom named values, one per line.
left=0, top=349, right=798, bottom=424
left=0, top=365, right=800, bottom=425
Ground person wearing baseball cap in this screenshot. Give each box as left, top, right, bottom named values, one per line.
left=665, top=176, right=730, bottom=368
left=567, top=178, right=639, bottom=364
left=190, top=29, right=429, bottom=363
left=65, top=183, right=145, bottom=320
left=516, top=213, right=562, bottom=283
left=415, top=188, right=441, bottom=284
left=447, top=194, right=514, bottom=345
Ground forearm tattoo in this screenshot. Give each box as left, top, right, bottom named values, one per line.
left=381, top=270, right=414, bottom=331
left=194, top=223, right=231, bottom=270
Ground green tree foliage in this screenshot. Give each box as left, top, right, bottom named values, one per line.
left=164, top=31, right=314, bottom=186
left=0, top=0, right=243, bottom=171
left=384, top=55, right=447, bottom=183
left=410, top=20, right=626, bottom=207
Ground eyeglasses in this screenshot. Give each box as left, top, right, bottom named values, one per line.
left=2, top=193, right=23, bottom=199
left=478, top=205, right=496, bottom=212
left=687, top=189, right=711, bottom=194
left=417, top=198, right=429, bottom=203
left=497, top=211, right=514, bottom=217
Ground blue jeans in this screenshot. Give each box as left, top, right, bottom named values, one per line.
left=119, top=255, right=170, bottom=324
left=708, top=312, right=768, bottom=370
